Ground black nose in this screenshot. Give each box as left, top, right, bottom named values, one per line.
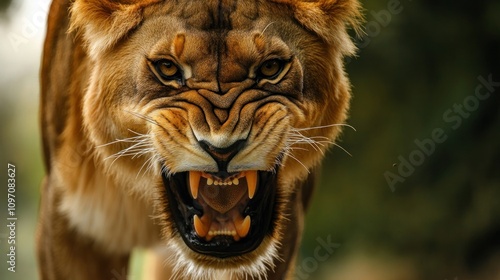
left=198, top=139, right=246, bottom=178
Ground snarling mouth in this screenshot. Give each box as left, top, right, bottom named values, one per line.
left=162, top=170, right=277, bottom=258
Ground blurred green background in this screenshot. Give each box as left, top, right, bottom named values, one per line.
left=0, top=0, right=499, bottom=279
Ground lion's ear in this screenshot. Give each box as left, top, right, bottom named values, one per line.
left=273, top=0, right=363, bottom=54
left=70, top=0, right=159, bottom=59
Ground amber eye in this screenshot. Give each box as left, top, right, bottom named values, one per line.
left=154, top=60, right=181, bottom=80
left=258, top=59, right=285, bottom=80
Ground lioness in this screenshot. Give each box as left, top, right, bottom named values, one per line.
left=37, top=0, right=362, bottom=279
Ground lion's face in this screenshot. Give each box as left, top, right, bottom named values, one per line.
left=71, top=0, right=360, bottom=276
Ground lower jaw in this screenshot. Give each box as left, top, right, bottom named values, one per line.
left=162, top=170, right=278, bottom=258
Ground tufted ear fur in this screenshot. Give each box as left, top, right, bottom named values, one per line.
left=272, top=0, right=363, bottom=55
left=69, top=0, right=160, bottom=59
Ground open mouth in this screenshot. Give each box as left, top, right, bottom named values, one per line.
left=162, top=170, right=277, bottom=258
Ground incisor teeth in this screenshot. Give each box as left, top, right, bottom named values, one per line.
left=193, top=215, right=208, bottom=237
left=212, top=179, right=236, bottom=186
left=236, top=215, right=251, bottom=238
left=246, top=171, right=257, bottom=199
left=207, top=230, right=236, bottom=236
left=200, top=173, right=245, bottom=188
left=189, top=171, right=201, bottom=199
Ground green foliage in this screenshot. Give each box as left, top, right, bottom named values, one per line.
left=301, top=0, right=500, bottom=278
left=0, top=0, right=12, bottom=12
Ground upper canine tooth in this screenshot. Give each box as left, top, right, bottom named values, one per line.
left=246, top=171, right=257, bottom=199
left=189, top=171, right=201, bottom=199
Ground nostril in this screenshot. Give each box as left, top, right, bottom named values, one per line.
left=199, top=139, right=246, bottom=174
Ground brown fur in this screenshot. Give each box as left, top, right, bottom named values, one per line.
left=38, top=0, right=362, bottom=279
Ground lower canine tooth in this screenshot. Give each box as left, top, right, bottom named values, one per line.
left=193, top=215, right=208, bottom=237
left=236, top=215, right=251, bottom=238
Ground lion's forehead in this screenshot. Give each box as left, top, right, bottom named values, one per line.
left=137, top=3, right=297, bottom=93
left=178, top=33, right=260, bottom=84
left=169, top=0, right=262, bottom=31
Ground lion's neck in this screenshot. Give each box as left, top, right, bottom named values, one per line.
left=55, top=153, right=161, bottom=254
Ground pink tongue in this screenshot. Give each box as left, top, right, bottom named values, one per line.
left=199, top=182, right=247, bottom=214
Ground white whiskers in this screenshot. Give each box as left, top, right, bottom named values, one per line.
left=260, top=22, right=276, bottom=36
left=124, top=109, right=160, bottom=126
left=97, top=130, right=157, bottom=178
left=283, top=123, right=355, bottom=173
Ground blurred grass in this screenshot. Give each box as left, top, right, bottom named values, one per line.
left=0, top=82, right=43, bottom=278
left=1, top=2, right=45, bottom=280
